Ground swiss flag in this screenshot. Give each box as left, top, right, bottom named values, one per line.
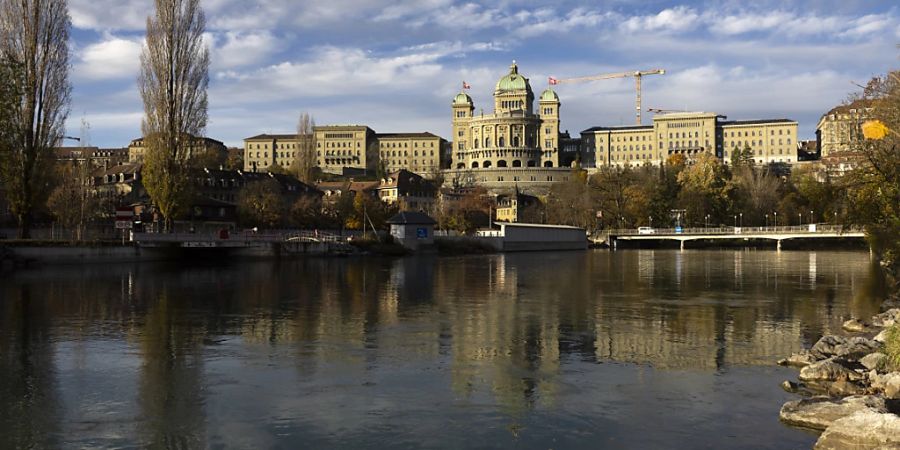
left=462, top=81, right=471, bottom=89
left=548, top=76, right=559, bottom=85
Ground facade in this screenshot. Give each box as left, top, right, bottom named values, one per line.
left=816, top=99, right=873, bottom=158
left=444, top=62, right=575, bottom=193
left=243, top=133, right=310, bottom=173
left=128, top=135, right=227, bottom=164
left=496, top=190, right=541, bottom=223
left=56, top=146, right=129, bottom=169
left=582, top=112, right=799, bottom=167
left=387, top=211, right=436, bottom=250
left=376, top=133, right=445, bottom=176
left=375, top=170, right=437, bottom=212
left=315, top=125, right=377, bottom=175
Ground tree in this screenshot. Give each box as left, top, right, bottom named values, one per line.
left=237, top=178, right=283, bottom=228
left=139, top=0, right=209, bottom=232
left=677, top=153, right=729, bottom=226
left=289, top=195, right=321, bottom=229
left=730, top=165, right=780, bottom=226
left=730, top=144, right=755, bottom=169
left=47, top=161, right=101, bottom=240
left=0, top=0, right=71, bottom=238
left=291, top=112, right=317, bottom=183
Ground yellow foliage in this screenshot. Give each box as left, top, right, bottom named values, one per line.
left=862, top=120, right=890, bottom=140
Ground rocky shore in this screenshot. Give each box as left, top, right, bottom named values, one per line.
left=778, top=292, right=900, bottom=449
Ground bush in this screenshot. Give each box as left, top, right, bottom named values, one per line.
left=884, top=324, right=900, bottom=371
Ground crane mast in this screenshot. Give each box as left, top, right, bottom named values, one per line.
left=549, top=69, right=665, bottom=125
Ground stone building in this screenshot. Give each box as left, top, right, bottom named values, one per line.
left=128, top=135, right=227, bottom=164
left=55, top=146, right=129, bottom=170
left=376, top=132, right=446, bottom=176
left=443, top=62, right=575, bottom=193
left=816, top=99, right=873, bottom=158
left=376, top=169, right=437, bottom=212
left=582, top=112, right=798, bottom=167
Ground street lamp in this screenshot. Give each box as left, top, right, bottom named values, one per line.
left=739, top=213, right=743, bottom=228
left=649, top=216, right=653, bottom=228
left=809, top=210, right=814, bottom=225
left=734, top=215, right=737, bottom=228
left=799, top=212, right=802, bottom=226
left=765, top=213, right=769, bottom=228
left=705, top=214, right=709, bottom=228
left=774, top=211, right=778, bottom=227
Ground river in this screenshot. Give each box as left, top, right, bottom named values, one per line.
left=0, top=249, right=885, bottom=449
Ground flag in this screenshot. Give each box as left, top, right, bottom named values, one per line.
left=462, top=81, right=471, bottom=89
left=548, top=76, right=559, bottom=85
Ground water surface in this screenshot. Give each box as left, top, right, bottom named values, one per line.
left=0, top=250, right=883, bottom=449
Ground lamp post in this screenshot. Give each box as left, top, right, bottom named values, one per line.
left=705, top=214, right=709, bottom=229
left=740, top=213, right=743, bottom=228
left=810, top=210, right=814, bottom=225
left=774, top=211, right=778, bottom=228
left=799, top=212, right=802, bottom=226
left=649, top=216, right=653, bottom=228
left=734, top=215, right=737, bottom=228
left=765, top=213, right=769, bottom=228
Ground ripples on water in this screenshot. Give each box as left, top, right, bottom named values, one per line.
left=0, top=250, right=884, bottom=449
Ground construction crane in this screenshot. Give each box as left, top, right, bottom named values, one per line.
left=549, top=69, right=665, bottom=125
left=647, top=108, right=686, bottom=114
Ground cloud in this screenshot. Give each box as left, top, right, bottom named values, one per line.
left=621, top=6, right=701, bottom=33
left=207, top=31, right=282, bottom=70
left=70, top=0, right=149, bottom=31
left=74, top=33, right=143, bottom=81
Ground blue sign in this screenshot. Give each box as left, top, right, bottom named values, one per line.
left=675, top=226, right=683, bottom=234
left=416, top=227, right=428, bottom=239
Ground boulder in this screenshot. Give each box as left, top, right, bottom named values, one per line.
left=810, top=336, right=878, bottom=360
left=861, top=353, right=887, bottom=371
left=800, top=359, right=866, bottom=383
left=780, top=395, right=886, bottom=431
left=880, top=298, right=900, bottom=313
left=872, top=309, right=900, bottom=328
left=843, top=318, right=869, bottom=333
left=874, top=329, right=888, bottom=343
left=814, top=410, right=900, bottom=449
left=778, top=350, right=818, bottom=367
left=882, top=373, right=900, bottom=399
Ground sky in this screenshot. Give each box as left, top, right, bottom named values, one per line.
left=67, top=0, right=900, bottom=148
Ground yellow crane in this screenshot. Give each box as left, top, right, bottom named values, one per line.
left=549, top=69, right=666, bottom=125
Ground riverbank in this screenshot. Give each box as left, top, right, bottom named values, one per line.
left=778, top=268, right=900, bottom=449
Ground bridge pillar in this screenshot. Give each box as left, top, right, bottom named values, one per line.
left=776, top=240, right=782, bottom=251
left=680, top=240, right=685, bottom=251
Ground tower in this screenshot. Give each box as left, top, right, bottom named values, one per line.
left=451, top=92, right=474, bottom=169
left=539, top=88, right=560, bottom=167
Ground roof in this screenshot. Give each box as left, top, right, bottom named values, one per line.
left=824, top=99, right=875, bottom=116
left=581, top=125, right=653, bottom=133
left=316, top=180, right=379, bottom=193
left=387, top=211, right=437, bottom=225
left=375, top=132, right=440, bottom=139
left=719, top=119, right=796, bottom=126
left=453, top=92, right=473, bottom=105
left=497, top=222, right=584, bottom=230
left=540, top=88, right=559, bottom=102
left=245, top=133, right=298, bottom=140
left=130, top=135, right=225, bottom=147
left=495, top=62, right=532, bottom=94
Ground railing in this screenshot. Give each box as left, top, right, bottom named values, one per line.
left=132, top=230, right=347, bottom=244
left=608, top=224, right=855, bottom=237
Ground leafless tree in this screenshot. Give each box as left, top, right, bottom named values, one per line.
left=291, top=112, right=317, bottom=183
left=0, top=0, right=71, bottom=238
left=139, top=0, right=209, bottom=232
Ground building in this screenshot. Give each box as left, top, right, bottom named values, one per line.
left=582, top=112, right=799, bottom=167
left=55, top=146, right=129, bottom=169
left=816, top=99, right=873, bottom=158
left=376, top=132, right=446, bottom=176
left=495, top=189, right=541, bottom=223
left=387, top=211, right=436, bottom=250
left=243, top=133, right=309, bottom=173
left=315, top=125, right=378, bottom=175
left=375, top=169, right=437, bottom=212
left=443, top=62, right=575, bottom=193
left=128, top=135, right=227, bottom=164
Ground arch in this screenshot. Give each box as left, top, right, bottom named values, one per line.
left=456, top=163, right=465, bottom=169
left=543, top=161, right=553, bottom=167
left=512, top=160, right=522, bottom=167
left=512, top=136, right=520, bottom=147
left=497, top=160, right=508, bottom=168
left=527, top=160, right=536, bottom=167
left=471, top=161, right=479, bottom=168
left=498, top=137, right=505, bottom=147
left=484, top=137, right=490, bottom=148
left=483, top=160, right=492, bottom=168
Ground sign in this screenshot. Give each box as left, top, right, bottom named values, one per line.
left=115, top=220, right=133, bottom=229
left=675, top=226, right=683, bottom=234
left=115, top=207, right=134, bottom=218
left=416, top=227, right=428, bottom=239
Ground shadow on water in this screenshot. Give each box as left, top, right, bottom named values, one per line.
left=0, top=249, right=882, bottom=449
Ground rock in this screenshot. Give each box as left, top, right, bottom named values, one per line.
left=810, top=336, right=878, bottom=360
left=881, top=298, right=900, bottom=312
left=779, top=350, right=818, bottom=367
left=826, top=380, right=868, bottom=396
left=861, top=353, right=887, bottom=371
left=843, top=318, right=869, bottom=333
left=780, top=395, right=886, bottom=431
left=782, top=380, right=801, bottom=393
left=874, top=329, right=888, bottom=343
left=883, top=373, right=900, bottom=399
left=800, top=359, right=866, bottom=383
left=872, top=309, right=900, bottom=328
left=814, top=409, right=900, bottom=449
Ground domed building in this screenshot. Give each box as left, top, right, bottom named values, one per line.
left=447, top=62, right=573, bottom=192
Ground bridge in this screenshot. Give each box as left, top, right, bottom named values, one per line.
left=601, top=225, right=865, bottom=250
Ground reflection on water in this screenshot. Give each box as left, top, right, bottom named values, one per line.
left=0, top=250, right=883, bottom=449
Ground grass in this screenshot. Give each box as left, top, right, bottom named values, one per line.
left=884, top=324, right=900, bottom=372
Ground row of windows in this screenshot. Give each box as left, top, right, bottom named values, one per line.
left=318, top=141, right=361, bottom=148
left=500, top=100, right=525, bottom=109
left=725, top=138, right=792, bottom=147
left=725, top=129, right=792, bottom=137
left=666, top=121, right=702, bottom=128
left=379, top=141, right=436, bottom=148
left=324, top=133, right=354, bottom=139
left=381, top=150, right=436, bottom=157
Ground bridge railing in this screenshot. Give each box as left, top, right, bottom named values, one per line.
left=132, top=230, right=347, bottom=244
left=608, top=224, right=851, bottom=237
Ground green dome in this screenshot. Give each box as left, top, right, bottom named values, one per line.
left=495, top=61, right=532, bottom=93
left=453, top=92, right=472, bottom=105
left=540, top=88, right=558, bottom=102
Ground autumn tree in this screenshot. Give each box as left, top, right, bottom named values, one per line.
left=289, top=195, right=321, bottom=229
left=544, top=170, right=597, bottom=229
left=237, top=178, right=283, bottom=228
left=730, top=165, right=780, bottom=226
left=47, top=161, right=101, bottom=240
left=677, top=152, right=730, bottom=226
left=139, top=0, right=209, bottom=232
left=0, top=0, right=71, bottom=238
left=290, top=112, right=317, bottom=183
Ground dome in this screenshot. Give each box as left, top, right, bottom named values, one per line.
left=495, top=61, right=532, bottom=93
left=540, top=88, right=559, bottom=102
left=453, top=92, right=473, bottom=105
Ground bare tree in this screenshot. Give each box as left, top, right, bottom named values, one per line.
left=291, top=112, right=316, bottom=183
left=139, top=0, right=209, bottom=232
left=0, top=0, right=71, bottom=238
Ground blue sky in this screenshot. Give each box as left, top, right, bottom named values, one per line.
left=67, top=0, right=900, bottom=148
